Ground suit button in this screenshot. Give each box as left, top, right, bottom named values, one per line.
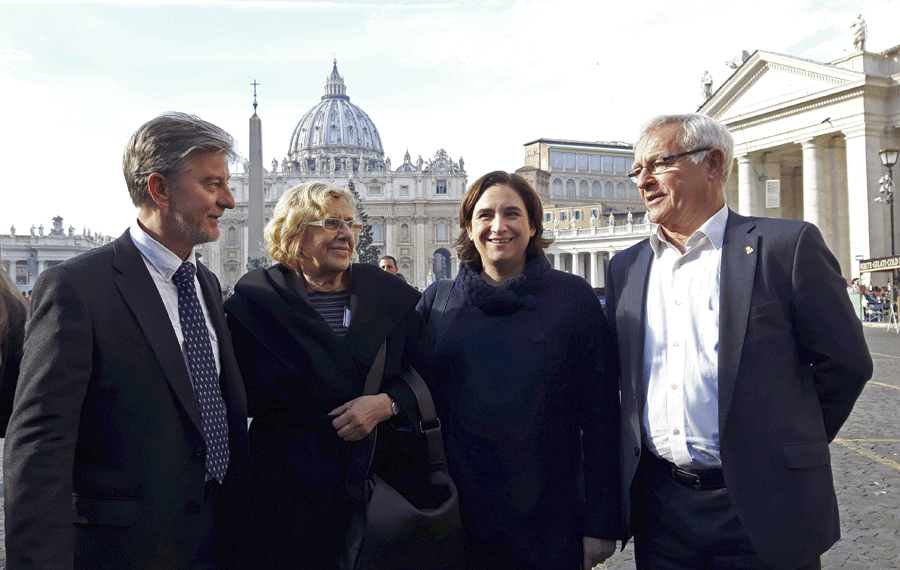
left=634, top=447, right=641, bottom=457
left=187, top=501, right=202, bottom=513
left=193, top=446, right=205, bottom=460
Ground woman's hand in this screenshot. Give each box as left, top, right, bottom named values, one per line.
left=329, top=394, right=393, bottom=441
left=583, top=537, right=616, bottom=569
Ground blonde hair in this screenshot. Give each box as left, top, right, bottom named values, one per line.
left=264, top=181, right=357, bottom=272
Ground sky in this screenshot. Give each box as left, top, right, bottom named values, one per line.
left=1, top=0, right=897, bottom=236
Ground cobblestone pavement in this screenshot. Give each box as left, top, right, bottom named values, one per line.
left=0, top=325, right=896, bottom=569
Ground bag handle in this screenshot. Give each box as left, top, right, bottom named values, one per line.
left=398, top=368, right=449, bottom=474
left=345, top=342, right=387, bottom=500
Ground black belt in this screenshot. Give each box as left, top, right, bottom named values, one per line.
left=645, top=450, right=725, bottom=490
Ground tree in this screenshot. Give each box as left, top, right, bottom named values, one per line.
left=348, top=180, right=380, bottom=264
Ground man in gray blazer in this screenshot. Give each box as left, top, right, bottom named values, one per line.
left=4, top=113, right=249, bottom=569
left=605, top=113, right=872, bottom=570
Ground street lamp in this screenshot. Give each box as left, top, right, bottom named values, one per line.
left=877, top=148, right=897, bottom=256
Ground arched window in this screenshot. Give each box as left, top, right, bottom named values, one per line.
left=592, top=180, right=601, bottom=198
left=227, top=226, right=237, bottom=245
left=371, top=223, right=382, bottom=242
left=566, top=179, right=576, bottom=196
left=617, top=181, right=626, bottom=199
left=552, top=178, right=563, bottom=196
left=629, top=182, right=640, bottom=199
left=604, top=181, right=614, bottom=198
left=579, top=180, right=589, bottom=197
left=400, top=223, right=410, bottom=242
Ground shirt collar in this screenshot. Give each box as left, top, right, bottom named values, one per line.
left=649, top=205, right=729, bottom=256
left=130, top=220, right=195, bottom=281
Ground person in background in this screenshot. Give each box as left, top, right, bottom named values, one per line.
left=379, top=254, right=408, bottom=283
left=0, top=246, right=27, bottom=437
left=606, top=113, right=872, bottom=569
left=418, top=171, right=621, bottom=570
left=4, top=112, right=249, bottom=569
left=224, top=182, right=430, bottom=569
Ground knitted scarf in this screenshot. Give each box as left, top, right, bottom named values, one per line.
left=457, top=255, right=551, bottom=316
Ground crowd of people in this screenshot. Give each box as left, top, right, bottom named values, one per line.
left=0, top=111, right=873, bottom=570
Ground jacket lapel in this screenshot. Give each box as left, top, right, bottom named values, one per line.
left=718, top=210, right=758, bottom=433
left=621, top=242, right=654, bottom=411
left=111, top=231, right=203, bottom=432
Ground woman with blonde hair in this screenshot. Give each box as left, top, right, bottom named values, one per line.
left=0, top=249, right=27, bottom=436
left=224, top=181, right=430, bottom=568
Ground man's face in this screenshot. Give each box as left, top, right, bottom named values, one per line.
left=167, top=151, right=234, bottom=256
left=632, top=123, right=722, bottom=238
left=379, top=258, right=398, bottom=274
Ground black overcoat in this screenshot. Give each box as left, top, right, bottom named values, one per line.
left=224, top=263, right=430, bottom=569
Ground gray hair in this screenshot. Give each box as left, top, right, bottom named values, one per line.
left=123, top=112, right=236, bottom=208
left=636, top=113, right=735, bottom=188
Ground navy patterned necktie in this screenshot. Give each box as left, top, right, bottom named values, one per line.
left=172, top=261, right=230, bottom=483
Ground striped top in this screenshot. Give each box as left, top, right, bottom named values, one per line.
left=308, top=290, right=351, bottom=339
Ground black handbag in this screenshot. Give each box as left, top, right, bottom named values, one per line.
left=340, top=344, right=463, bottom=570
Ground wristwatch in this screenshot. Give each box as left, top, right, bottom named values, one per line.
left=390, top=396, right=400, bottom=416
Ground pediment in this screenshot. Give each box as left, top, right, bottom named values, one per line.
left=702, top=51, right=864, bottom=121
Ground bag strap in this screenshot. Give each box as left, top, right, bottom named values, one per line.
left=398, top=367, right=449, bottom=473
left=362, top=342, right=387, bottom=396
left=428, top=278, right=455, bottom=342
left=345, top=342, right=386, bottom=500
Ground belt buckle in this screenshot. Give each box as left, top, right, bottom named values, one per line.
left=672, top=465, right=703, bottom=489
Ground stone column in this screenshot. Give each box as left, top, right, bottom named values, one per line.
left=737, top=154, right=758, bottom=216
left=553, top=252, right=562, bottom=271
left=801, top=139, right=824, bottom=232
left=843, top=126, right=882, bottom=272
left=589, top=251, right=599, bottom=287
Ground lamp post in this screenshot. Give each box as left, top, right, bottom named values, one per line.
left=878, top=148, right=898, bottom=257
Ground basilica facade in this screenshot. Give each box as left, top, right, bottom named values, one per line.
left=197, top=61, right=467, bottom=291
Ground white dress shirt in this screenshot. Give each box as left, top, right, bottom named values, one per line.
left=642, top=205, right=728, bottom=469
left=129, top=221, right=222, bottom=376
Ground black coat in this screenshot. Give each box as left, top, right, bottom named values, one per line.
left=417, top=256, right=621, bottom=570
left=4, top=231, right=250, bottom=569
left=224, top=263, right=431, bottom=569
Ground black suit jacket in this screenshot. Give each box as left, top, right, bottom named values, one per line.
left=3, top=230, right=249, bottom=570
left=605, top=210, right=872, bottom=570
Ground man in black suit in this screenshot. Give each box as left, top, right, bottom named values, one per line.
left=4, top=112, right=249, bottom=569
left=605, top=113, right=872, bottom=570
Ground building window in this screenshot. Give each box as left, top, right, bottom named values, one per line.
left=545, top=212, right=553, bottom=222
left=576, top=153, right=589, bottom=171
left=602, top=156, right=614, bottom=173
left=400, top=185, right=410, bottom=196
left=560, top=211, right=569, bottom=221
left=400, top=223, right=410, bottom=242
left=566, top=179, right=576, bottom=196
left=590, top=155, right=602, bottom=172
left=574, top=210, right=583, bottom=221
left=372, top=223, right=382, bottom=243
left=227, top=226, right=237, bottom=245
left=436, top=180, right=448, bottom=194
left=629, top=182, right=640, bottom=199
left=605, top=181, right=614, bottom=198
left=590, top=208, right=600, bottom=219
left=437, top=223, right=448, bottom=241
left=579, top=180, right=589, bottom=197
left=15, top=261, right=28, bottom=285
left=617, top=181, right=626, bottom=198
left=564, top=153, right=576, bottom=170
left=552, top=178, right=563, bottom=196
left=592, top=180, right=601, bottom=197
left=614, top=156, right=627, bottom=174
left=550, top=151, right=564, bottom=170
left=369, top=185, right=382, bottom=196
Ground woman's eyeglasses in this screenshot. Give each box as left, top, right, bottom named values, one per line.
left=305, top=218, right=363, bottom=232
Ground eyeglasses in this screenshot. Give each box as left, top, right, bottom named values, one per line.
left=305, top=218, right=363, bottom=232
left=627, top=148, right=711, bottom=183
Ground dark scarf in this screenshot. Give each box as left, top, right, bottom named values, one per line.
left=457, top=255, right=551, bottom=316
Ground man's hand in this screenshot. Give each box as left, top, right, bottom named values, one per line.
left=329, top=394, right=393, bottom=441
left=583, top=537, right=616, bottom=570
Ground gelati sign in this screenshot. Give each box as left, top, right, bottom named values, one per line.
left=859, top=255, right=900, bottom=272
